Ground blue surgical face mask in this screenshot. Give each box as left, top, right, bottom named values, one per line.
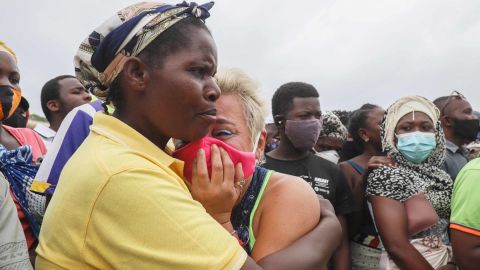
left=396, top=131, right=436, bottom=164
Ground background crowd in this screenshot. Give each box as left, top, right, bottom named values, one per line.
left=1, top=1, right=480, bottom=270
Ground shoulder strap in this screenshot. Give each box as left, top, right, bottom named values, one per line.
left=347, top=160, right=366, bottom=175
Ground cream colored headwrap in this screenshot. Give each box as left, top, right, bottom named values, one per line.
left=0, top=40, right=17, bottom=62
left=383, top=96, right=440, bottom=150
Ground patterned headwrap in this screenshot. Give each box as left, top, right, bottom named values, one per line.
left=319, top=111, right=348, bottom=141
left=367, top=96, right=452, bottom=219
left=74, top=1, right=214, bottom=100
left=0, top=40, right=17, bottom=62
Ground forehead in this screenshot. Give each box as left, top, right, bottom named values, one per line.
left=397, top=111, right=433, bottom=125
left=288, top=97, right=320, bottom=113
left=445, top=98, right=472, bottom=114
left=216, top=94, right=246, bottom=124
left=367, top=108, right=385, bottom=120
left=0, top=52, right=18, bottom=72
left=162, top=28, right=217, bottom=65
left=58, top=77, right=82, bottom=89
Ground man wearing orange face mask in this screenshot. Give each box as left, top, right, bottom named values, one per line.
left=0, top=41, right=47, bottom=263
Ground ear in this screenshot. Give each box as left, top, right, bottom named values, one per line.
left=441, top=115, right=454, bottom=127
left=255, top=129, right=267, bottom=160
left=358, top=128, right=370, bottom=142
left=122, top=56, right=149, bottom=93
left=273, top=115, right=285, bottom=129
left=46, top=100, right=60, bottom=113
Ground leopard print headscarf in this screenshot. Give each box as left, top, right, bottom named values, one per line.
left=366, top=96, right=453, bottom=219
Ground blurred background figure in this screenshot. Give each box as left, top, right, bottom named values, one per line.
left=3, top=96, right=30, bottom=128
left=433, top=91, right=479, bottom=181
left=35, top=75, right=92, bottom=147
left=264, top=122, right=279, bottom=153
left=315, top=111, right=348, bottom=164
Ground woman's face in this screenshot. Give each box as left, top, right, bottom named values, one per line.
left=365, top=107, right=385, bottom=150
left=141, top=28, right=220, bottom=142
left=0, top=52, right=22, bottom=119
left=395, top=111, right=435, bottom=137
left=208, top=94, right=264, bottom=158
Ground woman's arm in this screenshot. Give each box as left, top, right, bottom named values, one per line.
left=250, top=174, right=320, bottom=261
left=191, top=147, right=342, bottom=270
left=369, top=195, right=433, bottom=270
left=241, top=197, right=342, bottom=270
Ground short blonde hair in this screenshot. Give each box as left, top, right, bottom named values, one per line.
left=215, top=68, right=267, bottom=145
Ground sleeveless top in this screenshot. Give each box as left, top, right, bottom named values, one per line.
left=346, top=160, right=380, bottom=249
left=231, top=166, right=273, bottom=254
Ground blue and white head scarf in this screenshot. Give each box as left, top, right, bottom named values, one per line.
left=0, top=145, right=43, bottom=237
left=74, top=1, right=214, bottom=100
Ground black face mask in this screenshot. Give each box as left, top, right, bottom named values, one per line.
left=452, top=118, right=480, bottom=142
left=3, top=111, right=27, bottom=128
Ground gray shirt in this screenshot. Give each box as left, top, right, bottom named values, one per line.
left=441, top=140, right=469, bottom=181
left=0, top=174, right=33, bottom=269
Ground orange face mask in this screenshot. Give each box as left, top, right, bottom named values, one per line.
left=0, top=85, right=22, bottom=121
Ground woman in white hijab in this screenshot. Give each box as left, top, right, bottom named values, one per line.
left=366, top=96, right=454, bottom=270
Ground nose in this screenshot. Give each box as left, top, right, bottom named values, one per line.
left=84, top=91, right=92, bottom=102
left=203, top=77, right=220, bottom=102
left=0, top=75, right=11, bottom=86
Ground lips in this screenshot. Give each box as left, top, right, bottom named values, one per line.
left=197, top=108, right=217, bottom=123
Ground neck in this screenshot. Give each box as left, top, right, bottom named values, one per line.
left=444, top=128, right=464, bottom=147
left=267, top=133, right=310, bottom=161
left=113, top=110, right=169, bottom=150
left=362, top=144, right=382, bottom=157
left=49, top=117, right=62, bottom=132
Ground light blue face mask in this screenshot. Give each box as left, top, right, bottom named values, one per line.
left=396, top=131, right=436, bottom=164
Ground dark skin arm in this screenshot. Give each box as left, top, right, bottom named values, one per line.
left=339, top=162, right=364, bottom=238
left=241, top=197, right=342, bottom=270
left=332, top=215, right=351, bottom=270
left=451, top=229, right=480, bottom=270
left=370, top=195, right=433, bottom=270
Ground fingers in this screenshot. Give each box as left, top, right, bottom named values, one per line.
left=234, top=163, right=245, bottom=192
left=220, top=147, right=235, bottom=186
left=193, top=149, right=209, bottom=189
left=210, top=144, right=223, bottom=186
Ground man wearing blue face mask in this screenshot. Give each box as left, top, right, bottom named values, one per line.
left=433, top=91, right=479, bottom=181
left=261, top=82, right=356, bottom=270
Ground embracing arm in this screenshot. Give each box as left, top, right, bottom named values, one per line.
left=450, top=229, right=480, bottom=270
left=369, top=195, right=433, bottom=270
left=241, top=197, right=342, bottom=270
left=250, top=174, right=320, bottom=261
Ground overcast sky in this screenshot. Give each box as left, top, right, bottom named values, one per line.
left=2, top=0, right=479, bottom=119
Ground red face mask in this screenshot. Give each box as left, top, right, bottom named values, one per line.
left=172, top=137, right=256, bottom=183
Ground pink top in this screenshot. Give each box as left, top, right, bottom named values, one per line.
left=3, top=125, right=47, bottom=162
left=3, top=125, right=47, bottom=251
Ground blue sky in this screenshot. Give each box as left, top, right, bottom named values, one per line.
left=2, top=0, right=480, bottom=118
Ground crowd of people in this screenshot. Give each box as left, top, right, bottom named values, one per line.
left=1, top=1, right=479, bottom=270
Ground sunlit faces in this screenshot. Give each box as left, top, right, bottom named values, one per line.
left=57, top=77, right=91, bottom=115
left=140, top=28, right=220, bottom=142
left=285, top=97, right=321, bottom=122
left=209, top=94, right=256, bottom=153
left=443, top=98, right=476, bottom=122
left=0, top=52, right=20, bottom=87
left=395, top=111, right=435, bottom=136
left=365, top=107, right=385, bottom=151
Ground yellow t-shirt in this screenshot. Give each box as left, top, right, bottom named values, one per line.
left=36, top=113, right=247, bottom=270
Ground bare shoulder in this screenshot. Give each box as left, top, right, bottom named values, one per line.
left=262, top=172, right=320, bottom=212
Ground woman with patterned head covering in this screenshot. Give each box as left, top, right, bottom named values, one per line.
left=0, top=41, right=46, bottom=267
left=314, top=111, right=348, bottom=163
left=36, top=2, right=339, bottom=270
left=366, top=96, right=454, bottom=269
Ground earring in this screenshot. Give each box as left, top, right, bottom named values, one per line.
left=363, top=137, right=370, bottom=142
